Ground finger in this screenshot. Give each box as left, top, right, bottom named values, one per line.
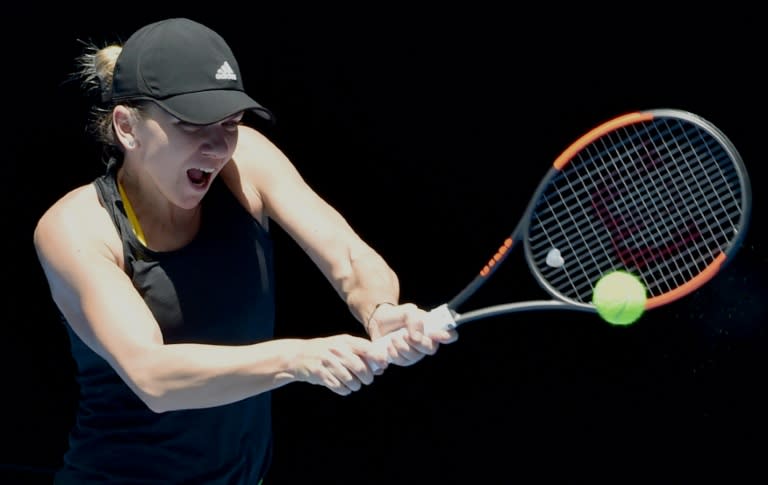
left=338, top=347, right=378, bottom=391
left=388, top=331, right=411, bottom=358
left=441, top=329, right=459, bottom=343
left=360, top=341, right=390, bottom=371
left=347, top=356, right=375, bottom=386
left=404, top=332, right=439, bottom=355
left=328, top=358, right=363, bottom=393
left=387, top=341, right=427, bottom=367
left=424, top=326, right=458, bottom=340
left=336, top=337, right=381, bottom=384
left=319, top=369, right=351, bottom=396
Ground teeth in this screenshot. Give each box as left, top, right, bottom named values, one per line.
left=196, top=168, right=215, bottom=173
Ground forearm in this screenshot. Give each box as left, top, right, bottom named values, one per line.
left=338, top=248, right=400, bottom=332
left=130, top=339, right=303, bottom=413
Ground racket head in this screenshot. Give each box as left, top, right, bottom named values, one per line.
left=524, top=109, right=751, bottom=311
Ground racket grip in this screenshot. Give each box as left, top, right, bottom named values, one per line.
left=369, top=304, right=456, bottom=372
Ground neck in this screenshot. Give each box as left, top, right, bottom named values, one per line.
left=117, top=164, right=202, bottom=251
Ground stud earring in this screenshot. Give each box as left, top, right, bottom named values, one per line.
left=127, top=140, right=135, bottom=148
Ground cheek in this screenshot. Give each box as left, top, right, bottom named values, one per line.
left=140, top=134, right=189, bottom=175
left=154, top=130, right=198, bottom=158
left=227, top=132, right=239, bottom=153
left=136, top=124, right=173, bottom=154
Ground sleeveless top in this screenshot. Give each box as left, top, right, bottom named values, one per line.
left=55, top=160, right=276, bottom=484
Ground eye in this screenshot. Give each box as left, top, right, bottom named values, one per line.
left=222, top=119, right=242, bottom=131
left=176, top=121, right=202, bottom=133
left=221, top=114, right=243, bottom=130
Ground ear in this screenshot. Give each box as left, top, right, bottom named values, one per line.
left=113, top=105, right=138, bottom=150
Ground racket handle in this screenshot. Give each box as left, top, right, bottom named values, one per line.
left=369, top=304, right=456, bottom=372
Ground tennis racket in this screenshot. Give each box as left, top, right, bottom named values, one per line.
left=373, top=108, right=751, bottom=356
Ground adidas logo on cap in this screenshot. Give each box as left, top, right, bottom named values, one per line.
left=215, top=61, right=237, bottom=81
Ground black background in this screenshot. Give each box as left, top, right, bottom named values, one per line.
left=4, top=5, right=767, bottom=484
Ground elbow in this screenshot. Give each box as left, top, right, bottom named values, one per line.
left=136, top=383, right=169, bottom=414
left=127, top=369, right=172, bottom=414
left=115, top=346, right=181, bottom=413
left=141, top=394, right=170, bottom=414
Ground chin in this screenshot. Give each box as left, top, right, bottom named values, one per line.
left=177, top=192, right=207, bottom=210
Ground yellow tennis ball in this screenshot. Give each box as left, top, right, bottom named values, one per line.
left=591, top=271, right=647, bottom=326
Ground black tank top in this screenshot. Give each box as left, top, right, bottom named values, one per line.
left=55, top=160, right=276, bottom=484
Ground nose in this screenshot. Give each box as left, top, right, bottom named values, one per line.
left=200, top=125, right=235, bottom=159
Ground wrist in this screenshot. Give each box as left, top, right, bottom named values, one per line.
left=365, top=302, right=396, bottom=335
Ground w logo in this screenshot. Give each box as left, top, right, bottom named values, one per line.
left=591, top=138, right=701, bottom=270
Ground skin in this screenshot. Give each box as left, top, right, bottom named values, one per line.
left=33, top=102, right=457, bottom=413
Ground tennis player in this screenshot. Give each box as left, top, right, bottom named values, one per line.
left=33, top=17, right=457, bottom=484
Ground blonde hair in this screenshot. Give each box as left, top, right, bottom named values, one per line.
left=74, top=41, right=146, bottom=161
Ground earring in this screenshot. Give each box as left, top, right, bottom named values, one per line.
left=127, top=140, right=135, bottom=148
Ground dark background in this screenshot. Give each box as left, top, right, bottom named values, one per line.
left=4, top=5, right=766, bottom=484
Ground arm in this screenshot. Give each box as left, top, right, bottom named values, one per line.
left=222, top=125, right=396, bottom=327
left=223, top=126, right=457, bottom=365
left=33, top=187, right=385, bottom=412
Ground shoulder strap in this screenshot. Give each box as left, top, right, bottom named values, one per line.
left=92, top=159, right=146, bottom=272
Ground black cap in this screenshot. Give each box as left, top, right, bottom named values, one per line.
left=107, top=18, right=273, bottom=125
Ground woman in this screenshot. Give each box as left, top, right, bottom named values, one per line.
left=34, top=17, right=457, bottom=484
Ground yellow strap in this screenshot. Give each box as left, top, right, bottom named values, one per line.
left=117, top=181, right=147, bottom=246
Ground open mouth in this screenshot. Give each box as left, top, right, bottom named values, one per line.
left=186, top=167, right=214, bottom=187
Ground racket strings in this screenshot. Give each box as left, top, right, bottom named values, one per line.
left=640, top=120, right=740, bottom=289
left=527, top=116, right=745, bottom=304
left=614, top=121, right=711, bottom=284
left=534, top=132, right=700, bottom=296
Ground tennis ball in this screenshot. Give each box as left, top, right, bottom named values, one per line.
left=591, top=271, right=647, bottom=326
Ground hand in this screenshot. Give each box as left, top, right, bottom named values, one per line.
left=292, top=335, right=389, bottom=396
left=367, top=303, right=458, bottom=367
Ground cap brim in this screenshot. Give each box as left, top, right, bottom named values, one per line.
left=155, top=89, right=273, bottom=125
